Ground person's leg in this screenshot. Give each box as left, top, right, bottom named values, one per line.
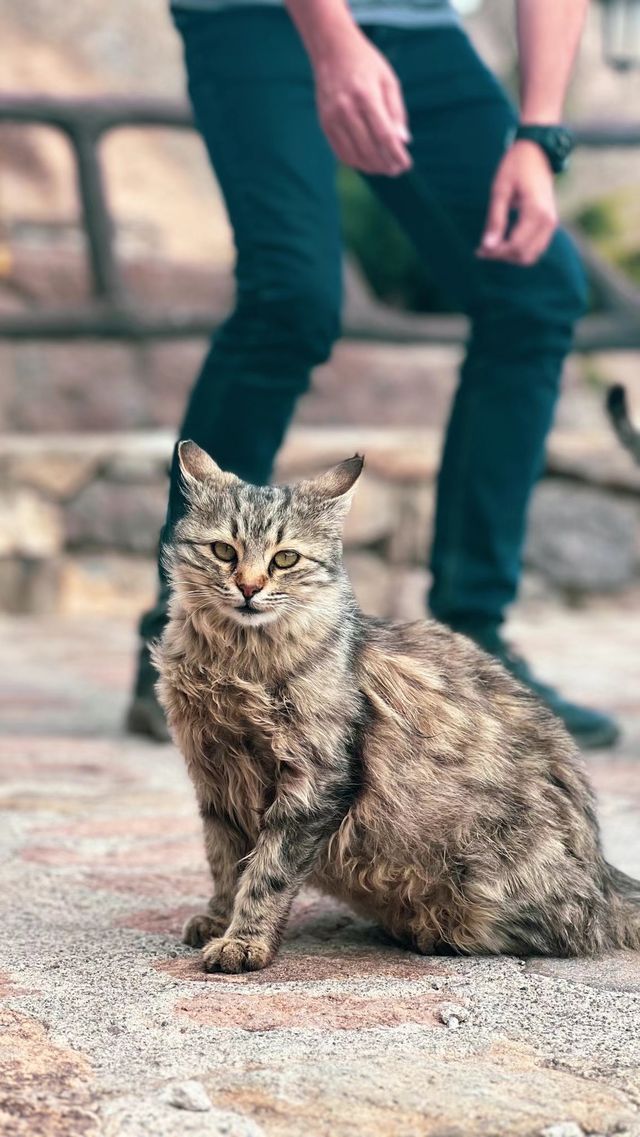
left=130, top=8, right=341, bottom=736
left=365, top=25, right=586, bottom=628
left=363, top=26, right=616, bottom=746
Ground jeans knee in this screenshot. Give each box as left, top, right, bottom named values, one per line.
left=474, top=229, right=587, bottom=363
left=220, top=283, right=341, bottom=377
left=281, top=286, right=341, bottom=366
left=549, top=228, right=589, bottom=325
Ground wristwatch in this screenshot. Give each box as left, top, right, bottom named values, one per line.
left=507, top=124, right=575, bottom=174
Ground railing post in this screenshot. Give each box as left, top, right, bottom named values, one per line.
left=67, top=121, right=125, bottom=305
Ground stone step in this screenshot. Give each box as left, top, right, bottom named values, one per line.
left=2, top=419, right=640, bottom=490
left=0, top=426, right=639, bottom=615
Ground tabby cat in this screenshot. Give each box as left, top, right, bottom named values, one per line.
left=154, top=440, right=640, bottom=973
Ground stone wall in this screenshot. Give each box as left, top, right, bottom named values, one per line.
left=1, top=421, right=639, bottom=620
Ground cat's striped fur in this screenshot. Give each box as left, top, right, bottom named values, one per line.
left=154, top=441, right=640, bottom=972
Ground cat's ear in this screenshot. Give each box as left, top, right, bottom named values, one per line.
left=177, top=440, right=228, bottom=486
left=313, top=455, right=364, bottom=499
left=299, top=455, right=364, bottom=517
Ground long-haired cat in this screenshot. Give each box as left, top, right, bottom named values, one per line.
left=154, top=441, right=640, bottom=973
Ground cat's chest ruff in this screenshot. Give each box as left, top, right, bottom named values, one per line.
left=195, top=665, right=300, bottom=760
left=191, top=674, right=307, bottom=837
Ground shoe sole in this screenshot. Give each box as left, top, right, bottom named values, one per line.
left=125, top=701, right=171, bottom=744
left=568, top=724, right=621, bottom=751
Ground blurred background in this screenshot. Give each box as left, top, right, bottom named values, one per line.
left=1, top=12, right=639, bottom=1129
left=0, top=0, right=639, bottom=635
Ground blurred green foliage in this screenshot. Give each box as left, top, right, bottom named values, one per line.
left=573, top=190, right=640, bottom=288
left=574, top=200, right=619, bottom=242
left=337, top=167, right=452, bottom=312
left=619, top=251, right=640, bottom=287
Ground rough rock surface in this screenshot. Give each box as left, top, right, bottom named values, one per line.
left=526, top=482, right=638, bottom=592
left=0, top=598, right=639, bottom=1136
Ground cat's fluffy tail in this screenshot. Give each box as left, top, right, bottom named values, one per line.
left=605, top=863, right=640, bottom=949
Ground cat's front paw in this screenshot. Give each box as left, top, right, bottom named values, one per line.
left=182, top=912, right=228, bottom=949
left=201, top=935, right=273, bottom=973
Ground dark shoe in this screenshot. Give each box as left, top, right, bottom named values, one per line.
left=460, top=625, right=620, bottom=751
left=126, top=644, right=171, bottom=743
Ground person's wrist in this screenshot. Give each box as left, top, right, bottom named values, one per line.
left=519, top=99, right=563, bottom=126
left=520, top=113, right=562, bottom=127
left=303, top=8, right=362, bottom=67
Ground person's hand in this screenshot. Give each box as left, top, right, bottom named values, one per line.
left=312, top=28, right=412, bottom=176
left=478, top=140, right=558, bottom=266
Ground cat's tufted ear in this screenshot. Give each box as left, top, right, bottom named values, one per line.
left=312, top=455, right=364, bottom=499
left=177, top=440, right=228, bottom=486
left=299, top=455, right=364, bottom=518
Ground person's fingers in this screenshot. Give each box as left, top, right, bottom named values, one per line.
left=381, top=72, right=411, bottom=139
left=478, top=183, right=512, bottom=256
left=493, top=199, right=557, bottom=265
left=355, top=88, right=412, bottom=174
left=324, top=118, right=367, bottom=169
left=514, top=222, right=555, bottom=265
left=498, top=217, right=541, bottom=264
left=324, top=91, right=410, bottom=175
left=341, top=108, right=391, bottom=173
left=322, top=101, right=377, bottom=171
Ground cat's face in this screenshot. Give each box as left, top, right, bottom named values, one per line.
left=168, top=442, right=363, bottom=630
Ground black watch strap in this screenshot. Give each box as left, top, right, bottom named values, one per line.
left=511, top=124, right=574, bottom=174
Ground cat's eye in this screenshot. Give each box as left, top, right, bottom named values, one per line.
left=211, top=541, right=236, bottom=563
left=271, top=549, right=300, bottom=570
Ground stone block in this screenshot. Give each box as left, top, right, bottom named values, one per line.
left=547, top=430, right=640, bottom=494
left=364, top=435, right=441, bottom=483
left=343, top=474, right=397, bottom=547
left=65, top=481, right=166, bottom=554
left=58, top=555, right=156, bottom=617
left=389, top=567, right=431, bottom=621
left=344, top=551, right=392, bottom=616
left=388, top=485, right=434, bottom=565
left=103, top=451, right=170, bottom=484
left=295, top=340, right=459, bottom=429
left=137, top=340, right=207, bottom=429
left=276, top=428, right=438, bottom=485
left=525, top=481, right=638, bottom=592
left=6, top=245, right=90, bottom=307
left=0, top=1008, right=95, bottom=1137
left=177, top=988, right=442, bottom=1031
left=121, top=259, right=232, bottom=316
left=0, top=343, right=15, bottom=431
left=3, top=452, right=99, bottom=501
left=526, top=952, right=640, bottom=993
left=11, top=342, right=147, bottom=432
left=0, top=556, right=63, bottom=614
left=0, top=488, right=62, bottom=556
left=203, top=1054, right=636, bottom=1137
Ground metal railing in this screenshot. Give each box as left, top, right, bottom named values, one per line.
left=1, top=93, right=640, bottom=348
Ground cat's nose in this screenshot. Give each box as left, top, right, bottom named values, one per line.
left=236, top=579, right=263, bottom=599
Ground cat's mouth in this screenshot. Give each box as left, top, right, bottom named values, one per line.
left=226, top=602, right=279, bottom=628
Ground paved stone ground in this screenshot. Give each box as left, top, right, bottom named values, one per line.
left=0, top=597, right=639, bottom=1137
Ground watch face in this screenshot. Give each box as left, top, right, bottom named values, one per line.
left=549, top=128, right=574, bottom=166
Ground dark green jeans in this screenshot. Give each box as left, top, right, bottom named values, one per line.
left=141, top=7, right=587, bottom=647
